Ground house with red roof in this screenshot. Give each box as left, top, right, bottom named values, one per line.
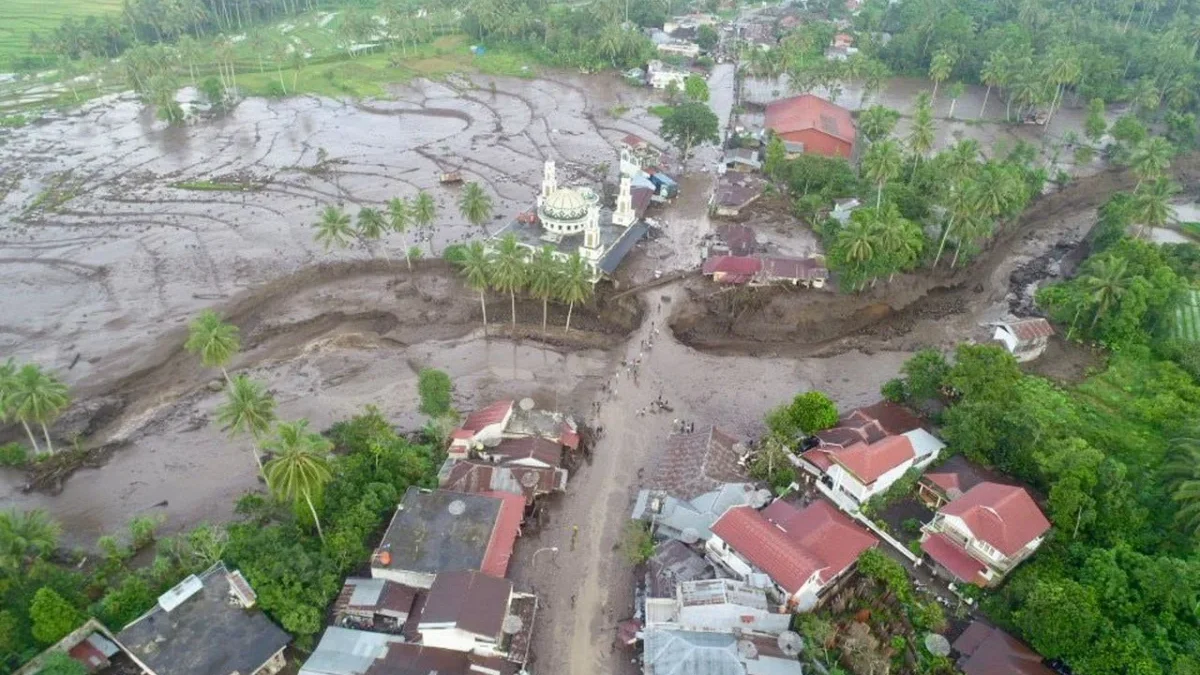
left=706, top=500, right=878, bottom=610
left=920, top=482, right=1051, bottom=587
left=799, top=403, right=944, bottom=506
left=448, top=400, right=514, bottom=456
left=765, top=94, right=856, bottom=159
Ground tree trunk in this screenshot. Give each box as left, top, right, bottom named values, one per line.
left=931, top=80, right=939, bottom=104
left=479, top=290, right=489, bottom=331
left=40, top=423, right=55, bottom=455
left=876, top=182, right=883, bottom=209
left=22, top=421, right=41, bottom=455
left=948, top=98, right=957, bottom=119
left=510, top=290, right=517, bottom=329
left=277, top=66, right=287, bottom=93
left=933, top=215, right=956, bottom=267
left=303, top=491, right=325, bottom=543
left=542, top=297, right=548, bottom=335
left=565, top=301, right=575, bottom=332
left=951, top=245, right=962, bottom=268
left=979, top=85, right=991, bottom=118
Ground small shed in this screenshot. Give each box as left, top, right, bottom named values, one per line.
left=991, top=318, right=1054, bottom=362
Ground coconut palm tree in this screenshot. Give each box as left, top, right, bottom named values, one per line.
left=946, top=82, right=965, bottom=119
left=262, top=420, right=333, bottom=543
left=356, top=207, right=388, bottom=263
left=973, top=163, right=1022, bottom=219
left=1165, top=425, right=1200, bottom=494
left=943, top=139, right=981, bottom=177
left=906, top=96, right=935, bottom=179
left=216, top=375, right=277, bottom=479
left=928, top=50, right=955, bottom=104
left=1130, top=136, right=1173, bottom=188
left=857, top=105, right=900, bottom=144
left=458, top=182, right=493, bottom=233
left=1132, top=177, right=1179, bottom=236
left=412, top=191, right=438, bottom=255
left=951, top=215, right=993, bottom=267
left=457, top=241, right=493, bottom=331
left=184, top=309, right=240, bottom=382
left=0, top=509, right=61, bottom=571
left=313, top=205, right=355, bottom=251
left=834, top=216, right=877, bottom=290
left=1084, top=256, right=1130, bottom=328
left=933, top=180, right=975, bottom=268
left=528, top=246, right=560, bottom=335
left=7, top=365, right=70, bottom=455
left=0, top=359, right=18, bottom=447
left=979, top=52, right=1006, bottom=118
left=862, top=139, right=903, bottom=208
left=558, top=253, right=594, bottom=332
left=491, top=234, right=528, bottom=330
left=871, top=204, right=924, bottom=282
left=386, top=197, right=412, bottom=269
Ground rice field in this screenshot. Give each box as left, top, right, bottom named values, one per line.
left=0, top=0, right=125, bottom=67
left=1174, top=288, right=1200, bottom=343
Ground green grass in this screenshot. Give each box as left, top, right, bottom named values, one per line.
left=1173, top=288, right=1200, bottom=343
left=1179, top=221, right=1200, bottom=241
left=171, top=180, right=262, bottom=192
left=0, top=0, right=125, bottom=67
left=648, top=104, right=673, bottom=118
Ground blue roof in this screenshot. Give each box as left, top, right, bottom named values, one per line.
left=599, top=222, right=649, bottom=274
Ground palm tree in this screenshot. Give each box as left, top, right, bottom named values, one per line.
left=933, top=180, right=975, bottom=268
left=0, top=358, right=19, bottom=448
left=458, top=182, right=493, bottom=233
left=951, top=215, right=993, bottom=267
left=906, top=97, right=935, bottom=179
left=973, top=164, right=1021, bottom=219
left=857, top=105, right=899, bottom=144
left=1164, top=425, right=1200, bottom=493
left=1129, top=136, right=1173, bottom=188
left=0, top=509, right=61, bottom=571
left=491, top=234, right=528, bottom=330
left=216, top=375, right=277, bottom=479
left=558, top=253, right=594, bottom=332
left=1083, top=256, right=1130, bottom=328
left=313, top=205, right=355, bottom=251
left=835, top=216, right=877, bottom=289
left=184, top=309, right=240, bottom=382
left=928, top=50, right=955, bottom=104
left=528, top=246, right=560, bottom=334
left=943, top=139, right=981, bottom=177
left=7, top=365, right=70, bottom=455
left=1043, top=48, right=1081, bottom=125
left=387, top=197, right=412, bottom=269
left=262, top=420, right=333, bottom=543
left=946, top=82, right=965, bottom=119
left=1132, top=177, right=1179, bottom=236
left=1173, top=480, right=1200, bottom=537
left=357, top=207, right=388, bottom=262
left=872, top=204, right=924, bottom=282
left=457, top=241, right=493, bottom=331
left=862, top=139, right=903, bottom=208
left=979, top=52, right=1006, bottom=118
left=412, top=191, right=438, bottom=255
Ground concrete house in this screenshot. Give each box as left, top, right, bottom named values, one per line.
left=448, top=399, right=514, bottom=456
left=418, top=571, right=537, bottom=661
left=300, top=627, right=524, bottom=675
left=333, top=577, right=422, bottom=635
left=991, top=318, right=1054, bottom=362
left=953, top=621, right=1054, bottom=675
left=116, top=562, right=290, bottom=675
left=706, top=500, right=878, bottom=610
left=920, top=482, right=1051, bottom=587
left=647, top=60, right=690, bottom=89
left=448, top=398, right=580, bottom=461
left=765, top=94, right=856, bottom=159
left=439, top=459, right=568, bottom=503
left=645, top=579, right=792, bottom=635
left=917, top=455, right=997, bottom=509
left=642, top=629, right=804, bottom=675
left=632, top=482, right=757, bottom=543
left=371, top=487, right=524, bottom=588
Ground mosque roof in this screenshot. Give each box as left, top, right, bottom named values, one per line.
left=541, top=187, right=590, bottom=220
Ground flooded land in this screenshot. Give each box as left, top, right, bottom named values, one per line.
left=1, top=53, right=1190, bottom=674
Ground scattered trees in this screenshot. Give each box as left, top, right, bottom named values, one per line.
left=313, top=206, right=355, bottom=251
left=659, top=102, right=720, bottom=169
left=765, top=391, right=839, bottom=441
left=262, top=420, right=334, bottom=543
left=458, top=182, right=494, bottom=232
left=29, top=587, right=82, bottom=645
left=1, top=364, right=70, bottom=456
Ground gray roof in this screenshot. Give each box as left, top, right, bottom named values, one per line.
left=300, top=627, right=405, bottom=675
left=647, top=540, right=716, bottom=598
left=419, top=571, right=511, bottom=638
left=376, top=487, right=502, bottom=576
left=633, top=483, right=756, bottom=541
left=301, top=627, right=522, bottom=675
left=600, top=221, right=650, bottom=274
left=117, top=562, right=290, bottom=675
left=643, top=628, right=803, bottom=675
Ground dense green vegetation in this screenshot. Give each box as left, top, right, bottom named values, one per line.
left=887, top=224, right=1200, bottom=673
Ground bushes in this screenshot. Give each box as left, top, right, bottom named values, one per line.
left=417, top=368, right=453, bottom=417
left=0, top=442, right=28, bottom=467
left=765, top=390, right=839, bottom=441
left=29, top=587, right=82, bottom=645
left=622, top=521, right=655, bottom=564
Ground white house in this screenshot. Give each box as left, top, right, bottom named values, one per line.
left=801, top=431, right=943, bottom=505
left=448, top=399, right=514, bottom=456
left=707, top=500, right=878, bottom=610
left=647, top=60, right=689, bottom=89
left=991, top=318, right=1054, bottom=362
left=417, top=571, right=533, bottom=656
left=644, top=578, right=791, bottom=635
left=657, top=40, right=701, bottom=58
left=920, top=482, right=1051, bottom=587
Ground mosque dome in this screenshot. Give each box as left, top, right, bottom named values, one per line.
left=541, top=187, right=590, bottom=221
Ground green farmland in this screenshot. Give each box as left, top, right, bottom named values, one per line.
left=0, top=0, right=124, bottom=67
left=1175, top=288, right=1200, bottom=343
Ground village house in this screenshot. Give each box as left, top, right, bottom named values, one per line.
left=371, top=487, right=524, bottom=588
left=701, top=255, right=829, bottom=287
left=656, top=39, right=701, bottom=59
left=917, top=455, right=998, bottom=509
left=920, top=482, right=1051, bottom=587
left=646, top=540, right=718, bottom=598
left=332, top=577, right=422, bottom=636
left=722, top=147, right=762, bottom=173
left=642, top=628, right=804, bottom=675
left=634, top=427, right=750, bottom=519
left=991, top=317, right=1055, bottom=362
left=706, top=499, right=880, bottom=610
left=765, top=94, right=856, bottom=159
left=300, top=627, right=524, bottom=675
left=632, top=481, right=760, bottom=543
left=953, top=621, right=1054, bottom=675
left=417, top=571, right=537, bottom=661
left=115, top=562, right=290, bottom=675
left=644, top=578, right=791, bottom=635
left=799, top=402, right=944, bottom=506
left=439, top=459, right=567, bottom=504
left=709, top=175, right=765, bottom=218
left=447, top=398, right=579, bottom=460
left=708, top=223, right=757, bottom=257
left=647, top=59, right=690, bottom=89
left=14, top=620, right=123, bottom=675
left=620, top=134, right=662, bottom=176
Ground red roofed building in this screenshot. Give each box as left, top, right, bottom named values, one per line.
left=953, top=621, right=1054, bottom=675
left=706, top=500, right=878, bottom=610
left=448, top=400, right=514, bottom=456
left=920, top=482, right=1051, bottom=587
left=765, top=94, right=856, bottom=159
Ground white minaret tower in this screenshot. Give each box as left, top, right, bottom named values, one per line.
left=538, top=161, right=557, bottom=209
left=580, top=203, right=604, bottom=269
left=612, top=174, right=636, bottom=227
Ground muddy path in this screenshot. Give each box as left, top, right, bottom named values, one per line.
left=672, top=152, right=1200, bottom=356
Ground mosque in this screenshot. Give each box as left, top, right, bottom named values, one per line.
left=492, top=158, right=654, bottom=282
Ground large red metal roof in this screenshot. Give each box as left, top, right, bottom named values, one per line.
left=765, top=94, right=856, bottom=144
left=941, top=482, right=1050, bottom=556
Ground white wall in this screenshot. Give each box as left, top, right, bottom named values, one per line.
left=420, top=626, right=498, bottom=655
left=705, top=536, right=755, bottom=578
left=829, top=460, right=913, bottom=503
left=370, top=567, right=435, bottom=589
left=677, top=603, right=791, bottom=635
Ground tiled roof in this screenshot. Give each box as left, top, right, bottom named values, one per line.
left=941, top=483, right=1050, bottom=556
left=461, top=400, right=513, bottom=434
left=490, top=436, right=563, bottom=467
left=833, top=435, right=915, bottom=484
left=710, top=501, right=878, bottom=594
left=920, top=455, right=993, bottom=499
left=1004, top=318, right=1055, bottom=342
left=953, top=622, right=1054, bottom=675
left=480, top=491, right=525, bottom=578
left=647, top=427, right=747, bottom=501
left=921, top=533, right=988, bottom=585
left=765, top=94, right=856, bottom=144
